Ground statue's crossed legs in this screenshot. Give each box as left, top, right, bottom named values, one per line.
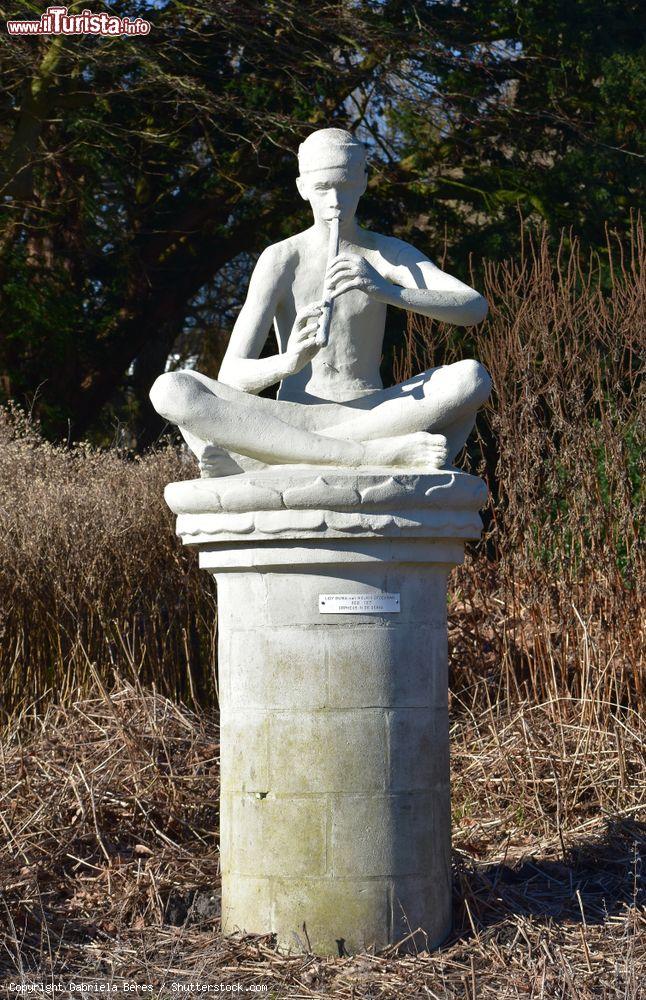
left=150, top=359, right=491, bottom=475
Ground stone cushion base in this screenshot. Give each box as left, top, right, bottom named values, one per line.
left=165, top=466, right=487, bottom=543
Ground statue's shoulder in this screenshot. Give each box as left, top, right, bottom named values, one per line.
left=362, top=230, right=430, bottom=266
left=259, top=232, right=306, bottom=268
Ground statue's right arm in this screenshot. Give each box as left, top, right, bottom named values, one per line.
left=216, top=247, right=290, bottom=394
left=218, top=247, right=318, bottom=395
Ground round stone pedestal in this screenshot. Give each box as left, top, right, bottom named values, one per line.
left=165, top=467, right=486, bottom=955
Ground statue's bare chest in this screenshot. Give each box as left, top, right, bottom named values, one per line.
left=276, top=243, right=388, bottom=348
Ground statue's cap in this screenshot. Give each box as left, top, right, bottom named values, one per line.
left=297, top=128, right=367, bottom=175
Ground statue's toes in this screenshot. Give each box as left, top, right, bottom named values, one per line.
left=424, top=436, right=449, bottom=469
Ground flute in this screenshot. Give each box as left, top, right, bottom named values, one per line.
left=315, top=214, right=340, bottom=347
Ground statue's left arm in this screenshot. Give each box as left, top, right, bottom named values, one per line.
left=327, top=243, right=488, bottom=327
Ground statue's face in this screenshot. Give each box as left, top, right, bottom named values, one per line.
left=297, top=165, right=367, bottom=226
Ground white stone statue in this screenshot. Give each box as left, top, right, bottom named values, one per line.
left=150, top=128, right=491, bottom=475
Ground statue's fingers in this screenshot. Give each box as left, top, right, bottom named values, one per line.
left=329, top=279, right=360, bottom=297
left=296, top=302, right=323, bottom=324
left=293, top=320, right=321, bottom=342
left=329, top=278, right=363, bottom=299
left=302, top=310, right=323, bottom=328
left=328, top=253, right=355, bottom=267
left=299, top=336, right=320, bottom=355
left=326, top=259, right=355, bottom=278
left=327, top=265, right=356, bottom=287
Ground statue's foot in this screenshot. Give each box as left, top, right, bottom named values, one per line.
left=363, top=432, right=449, bottom=470
left=199, top=445, right=245, bottom=478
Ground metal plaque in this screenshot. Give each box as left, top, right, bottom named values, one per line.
left=319, top=593, right=401, bottom=614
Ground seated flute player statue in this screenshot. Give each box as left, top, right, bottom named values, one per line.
left=150, top=128, right=491, bottom=475
left=153, top=128, right=493, bottom=955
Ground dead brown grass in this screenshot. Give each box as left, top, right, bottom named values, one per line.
left=0, top=680, right=643, bottom=997
left=0, top=683, right=646, bottom=1000
left=0, top=411, right=216, bottom=717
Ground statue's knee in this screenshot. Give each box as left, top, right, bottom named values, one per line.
left=150, top=371, right=199, bottom=424
left=453, top=359, right=491, bottom=407
left=150, top=372, right=177, bottom=421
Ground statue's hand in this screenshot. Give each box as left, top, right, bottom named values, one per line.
left=327, top=253, right=390, bottom=301
left=285, top=302, right=324, bottom=373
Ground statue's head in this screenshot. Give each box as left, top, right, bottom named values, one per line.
left=296, top=128, right=367, bottom=227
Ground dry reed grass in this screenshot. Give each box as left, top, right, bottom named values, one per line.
left=0, top=411, right=216, bottom=718
left=396, top=221, right=644, bottom=714
left=0, top=680, right=643, bottom=996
